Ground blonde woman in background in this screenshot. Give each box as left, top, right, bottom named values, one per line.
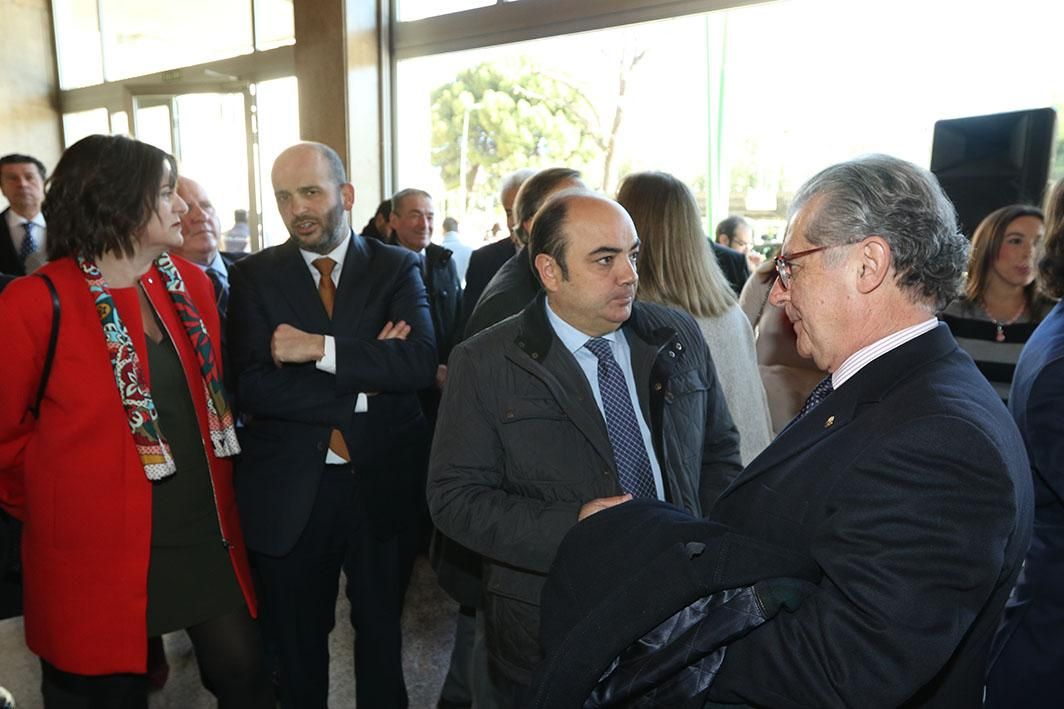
left=616, top=170, right=772, bottom=464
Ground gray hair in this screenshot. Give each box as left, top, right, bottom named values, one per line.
left=499, top=168, right=536, bottom=202
left=790, top=154, right=967, bottom=311
left=391, top=188, right=432, bottom=214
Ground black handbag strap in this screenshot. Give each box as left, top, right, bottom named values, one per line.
left=29, top=273, right=60, bottom=419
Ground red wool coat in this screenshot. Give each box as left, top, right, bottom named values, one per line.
left=0, top=255, right=256, bottom=675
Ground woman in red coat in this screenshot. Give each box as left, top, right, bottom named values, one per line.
left=0, top=135, right=272, bottom=708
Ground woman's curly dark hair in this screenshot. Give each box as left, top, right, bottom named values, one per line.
left=1040, top=178, right=1064, bottom=300
left=44, top=134, right=177, bottom=261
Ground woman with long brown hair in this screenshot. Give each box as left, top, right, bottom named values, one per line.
left=940, top=204, right=1051, bottom=401
left=616, top=170, right=772, bottom=464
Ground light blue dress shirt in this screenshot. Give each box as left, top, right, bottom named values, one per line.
left=544, top=299, right=665, bottom=499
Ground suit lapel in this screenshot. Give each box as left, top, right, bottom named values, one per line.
left=509, top=300, right=617, bottom=472
left=539, top=344, right=618, bottom=473
left=625, top=322, right=661, bottom=426
left=718, top=325, right=958, bottom=499
left=334, top=233, right=373, bottom=331
left=0, top=211, right=25, bottom=276
left=722, top=379, right=860, bottom=496
left=277, top=239, right=331, bottom=332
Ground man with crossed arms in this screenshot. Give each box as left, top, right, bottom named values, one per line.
left=228, top=142, right=436, bottom=708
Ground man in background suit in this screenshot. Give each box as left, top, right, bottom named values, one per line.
left=0, top=154, right=47, bottom=276
left=227, top=142, right=437, bottom=708
left=389, top=187, right=463, bottom=389
left=462, top=167, right=584, bottom=339
left=174, top=176, right=247, bottom=320
left=704, top=155, right=1033, bottom=707
left=710, top=215, right=751, bottom=297
left=461, top=168, right=534, bottom=320
left=716, top=214, right=760, bottom=254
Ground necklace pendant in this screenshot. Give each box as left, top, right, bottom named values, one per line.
left=995, top=325, right=1005, bottom=342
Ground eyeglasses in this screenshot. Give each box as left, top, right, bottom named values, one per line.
left=774, top=244, right=835, bottom=290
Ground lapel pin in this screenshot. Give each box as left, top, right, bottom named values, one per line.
left=824, top=415, right=835, bottom=428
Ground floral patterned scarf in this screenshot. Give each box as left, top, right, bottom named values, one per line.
left=78, top=252, right=240, bottom=480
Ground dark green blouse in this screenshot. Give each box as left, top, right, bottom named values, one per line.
left=144, top=330, right=243, bottom=637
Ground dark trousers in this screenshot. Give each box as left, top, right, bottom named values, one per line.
left=253, top=463, right=415, bottom=709
left=474, top=612, right=527, bottom=709
left=40, top=607, right=272, bottom=709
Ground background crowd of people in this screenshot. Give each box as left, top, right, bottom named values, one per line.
left=0, top=136, right=1061, bottom=708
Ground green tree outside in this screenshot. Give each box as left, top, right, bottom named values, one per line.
left=430, top=60, right=602, bottom=212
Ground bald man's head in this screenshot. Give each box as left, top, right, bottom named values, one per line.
left=175, top=176, right=221, bottom=265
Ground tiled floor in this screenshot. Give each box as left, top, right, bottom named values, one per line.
left=0, top=555, right=458, bottom=708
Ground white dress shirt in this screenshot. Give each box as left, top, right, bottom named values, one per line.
left=299, top=234, right=368, bottom=463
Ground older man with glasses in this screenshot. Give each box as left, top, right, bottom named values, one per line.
left=700, top=154, right=1033, bottom=707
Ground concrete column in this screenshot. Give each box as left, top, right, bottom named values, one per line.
left=292, top=0, right=387, bottom=216
left=0, top=0, right=62, bottom=172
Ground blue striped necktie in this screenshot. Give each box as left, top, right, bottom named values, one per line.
left=585, top=337, right=657, bottom=499
left=798, top=376, right=834, bottom=419
left=205, top=267, right=229, bottom=315
left=19, top=222, right=37, bottom=270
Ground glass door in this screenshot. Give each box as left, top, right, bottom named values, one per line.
left=132, top=88, right=257, bottom=252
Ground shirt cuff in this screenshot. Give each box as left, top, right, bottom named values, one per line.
left=316, top=335, right=336, bottom=374
left=314, top=336, right=367, bottom=412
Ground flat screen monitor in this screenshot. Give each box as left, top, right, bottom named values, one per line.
left=930, top=107, right=1057, bottom=237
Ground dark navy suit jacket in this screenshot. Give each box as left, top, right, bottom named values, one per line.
left=0, top=209, right=27, bottom=276
left=707, top=324, right=1033, bottom=708
left=461, top=237, right=515, bottom=329
left=985, top=300, right=1064, bottom=708
left=710, top=241, right=750, bottom=297
left=227, top=232, right=437, bottom=556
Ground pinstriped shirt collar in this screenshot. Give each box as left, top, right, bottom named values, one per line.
left=832, top=317, right=938, bottom=390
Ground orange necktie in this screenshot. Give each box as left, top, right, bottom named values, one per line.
left=312, top=257, right=350, bottom=461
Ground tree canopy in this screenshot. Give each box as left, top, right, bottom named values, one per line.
left=430, top=60, right=601, bottom=210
